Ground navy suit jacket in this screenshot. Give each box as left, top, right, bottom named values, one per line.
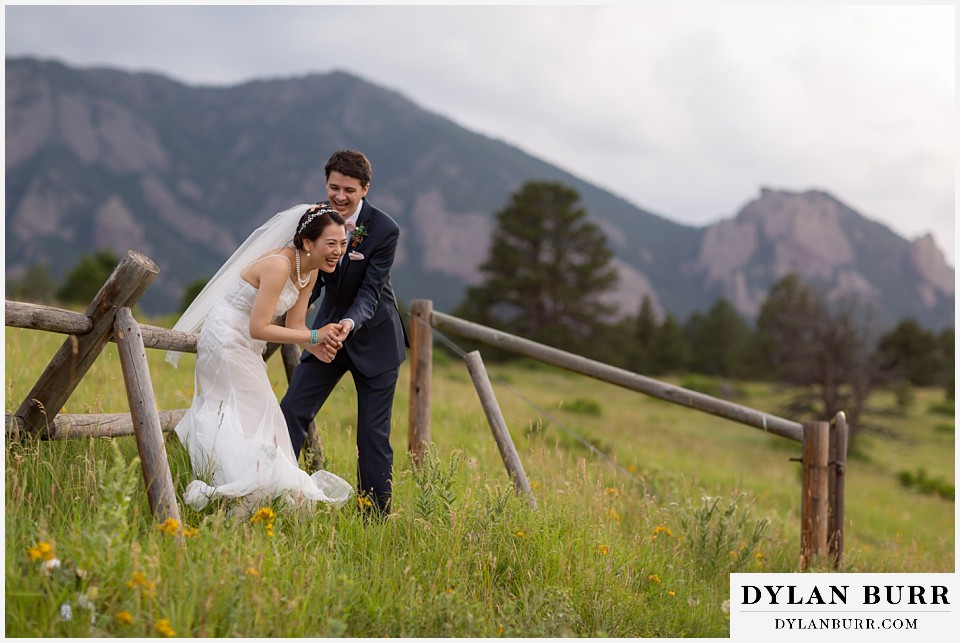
left=309, top=199, right=408, bottom=378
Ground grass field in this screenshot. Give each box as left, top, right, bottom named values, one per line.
left=4, top=320, right=955, bottom=636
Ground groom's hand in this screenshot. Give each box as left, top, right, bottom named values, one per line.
left=332, top=319, right=354, bottom=343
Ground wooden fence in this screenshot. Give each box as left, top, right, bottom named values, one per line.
left=405, top=300, right=849, bottom=570
left=4, top=251, right=325, bottom=546
left=4, top=256, right=849, bottom=568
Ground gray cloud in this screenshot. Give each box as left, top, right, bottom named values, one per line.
left=6, top=4, right=954, bottom=263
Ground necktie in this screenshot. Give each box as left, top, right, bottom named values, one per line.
left=342, top=221, right=357, bottom=264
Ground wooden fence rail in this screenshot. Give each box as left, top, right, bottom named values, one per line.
left=430, top=309, right=804, bottom=441
left=6, top=299, right=197, bottom=352
left=15, top=251, right=160, bottom=437
left=408, top=300, right=848, bottom=570
left=5, top=277, right=849, bottom=569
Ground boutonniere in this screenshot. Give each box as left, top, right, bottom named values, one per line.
left=351, top=223, right=369, bottom=248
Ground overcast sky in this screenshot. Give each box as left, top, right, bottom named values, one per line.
left=5, top=3, right=955, bottom=265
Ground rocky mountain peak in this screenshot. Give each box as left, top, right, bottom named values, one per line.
left=5, top=57, right=954, bottom=331
left=693, top=188, right=951, bottom=325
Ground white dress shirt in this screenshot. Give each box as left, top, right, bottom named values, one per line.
left=339, top=200, right=364, bottom=334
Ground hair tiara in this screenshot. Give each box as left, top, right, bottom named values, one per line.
left=298, top=203, right=339, bottom=234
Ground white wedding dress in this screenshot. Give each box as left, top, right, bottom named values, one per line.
left=174, top=272, right=353, bottom=513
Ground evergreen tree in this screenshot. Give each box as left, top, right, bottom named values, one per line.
left=179, top=277, right=211, bottom=313
left=685, top=298, right=752, bottom=377
left=755, top=274, right=882, bottom=442
left=938, top=329, right=954, bottom=400
left=56, top=250, right=121, bottom=305
left=6, top=264, right=58, bottom=304
left=456, top=181, right=618, bottom=350
left=630, top=295, right=659, bottom=371
left=647, top=313, right=691, bottom=375
left=875, top=318, right=945, bottom=387
left=753, top=274, right=822, bottom=383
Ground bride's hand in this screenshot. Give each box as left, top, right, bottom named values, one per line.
left=306, top=340, right=338, bottom=363
left=308, top=323, right=343, bottom=362
left=318, top=322, right=344, bottom=348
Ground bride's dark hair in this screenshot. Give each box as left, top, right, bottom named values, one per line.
left=294, top=203, right=345, bottom=249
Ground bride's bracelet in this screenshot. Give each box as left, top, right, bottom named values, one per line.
left=308, top=329, right=319, bottom=345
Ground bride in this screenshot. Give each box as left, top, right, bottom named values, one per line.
left=167, top=203, right=354, bottom=513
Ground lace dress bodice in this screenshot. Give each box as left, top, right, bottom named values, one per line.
left=198, top=277, right=301, bottom=357
left=174, top=270, right=352, bottom=513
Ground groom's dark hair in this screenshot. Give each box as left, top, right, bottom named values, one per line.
left=325, top=149, right=372, bottom=188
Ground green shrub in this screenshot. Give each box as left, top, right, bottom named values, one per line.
left=896, top=467, right=954, bottom=502
left=928, top=400, right=955, bottom=416
left=560, top=398, right=602, bottom=416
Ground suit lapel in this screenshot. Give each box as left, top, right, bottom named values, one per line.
left=341, top=200, right=371, bottom=278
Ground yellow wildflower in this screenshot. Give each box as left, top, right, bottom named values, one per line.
left=755, top=549, right=764, bottom=561
left=597, top=544, right=609, bottom=556
left=115, top=611, right=135, bottom=625
left=651, top=525, right=672, bottom=538
left=158, top=518, right=199, bottom=538
left=357, top=496, right=373, bottom=509
left=515, top=530, right=525, bottom=539
left=627, top=465, right=638, bottom=473
left=251, top=507, right=276, bottom=536
left=158, top=518, right=180, bottom=536
left=604, top=487, right=619, bottom=497
left=27, top=541, right=55, bottom=561
left=244, top=568, right=260, bottom=578
left=126, top=571, right=156, bottom=591
left=250, top=507, right=276, bottom=524
left=155, top=618, right=175, bottom=637
left=668, top=590, right=676, bottom=597
left=648, top=574, right=661, bottom=583
left=606, top=508, right=620, bottom=524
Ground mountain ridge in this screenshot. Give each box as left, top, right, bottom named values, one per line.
left=5, top=57, right=954, bottom=331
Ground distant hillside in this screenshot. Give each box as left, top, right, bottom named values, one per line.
left=5, top=57, right=954, bottom=331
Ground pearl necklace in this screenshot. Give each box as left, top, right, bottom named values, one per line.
left=294, top=249, right=310, bottom=288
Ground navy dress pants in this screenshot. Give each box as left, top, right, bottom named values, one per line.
left=280, top=349, right=398, bottom=513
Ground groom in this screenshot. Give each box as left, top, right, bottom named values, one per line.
left=281, top=149, right=408, bottom=516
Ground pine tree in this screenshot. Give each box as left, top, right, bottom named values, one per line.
left=755, top=273, right=882, bottom=443
left=647, top=313, right=691, bottom=375
left=179, top=277, right=211, bottom=313
left=456, top=181, right=618, bottom=350
left=630, top=295, right=659, bottom=371
left=6, top=264, right=58, bottom=304
left=685, top=298, right=753, bottom=377
left=56, top=250, right=121, bottom=305
left=877, top=319, right=952, bottom=386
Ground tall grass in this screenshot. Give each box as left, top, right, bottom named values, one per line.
left=4, top=324, right=954, bottom=636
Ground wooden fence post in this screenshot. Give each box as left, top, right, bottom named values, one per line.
left=15, top=251, right=159, bottom=436
left=408, top=299, right=433, bottom=465
left=829, top=411, right=849, bottom=569
left=114, top=307, right=183, bottom=543
left=800, top=420, right=830, bottom=569
left=279, top=342, right=324, bottom=472
left=463, top=351, right=537, bottom=509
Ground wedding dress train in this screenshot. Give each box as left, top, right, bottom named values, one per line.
left=174, top=275, right=353, bottom=512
